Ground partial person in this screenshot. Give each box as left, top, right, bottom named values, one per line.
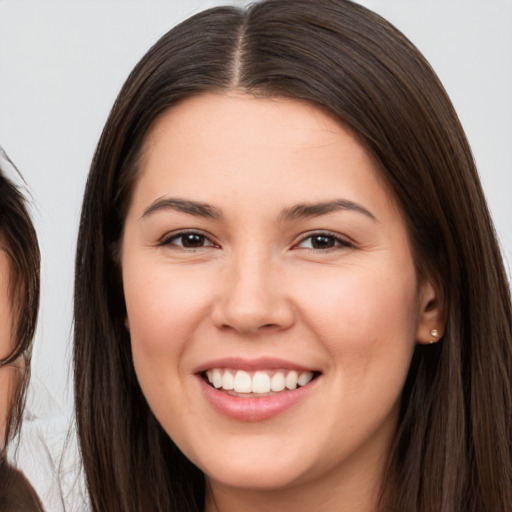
left=74, top=1, right=512, bottom=511
left=0, top=150, right=43, bottom=511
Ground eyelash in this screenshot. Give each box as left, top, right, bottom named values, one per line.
left=159, top=230, right=353, bottom=251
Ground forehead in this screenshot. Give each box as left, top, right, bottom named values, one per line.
left=142, top=93, right=371, bottom=167
left=146, top=93, right=349, bottom=146
left=133, top=93, right=393, bottom=209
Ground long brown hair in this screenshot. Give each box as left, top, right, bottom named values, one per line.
left=0, top=150, right=40, bottom=455
left=74, top=1, right=512, bottom=510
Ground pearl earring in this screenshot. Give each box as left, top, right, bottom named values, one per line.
left=429, top=329, right=439, bottom=344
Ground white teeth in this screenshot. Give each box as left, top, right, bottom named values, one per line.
left=270, top=372, right=286, bottom=392
left=298, top=371, right=314, bottom=387
left=205, top=368, right=316, bottom=393
left=252, top=371, right=271, bottom=393
left=285, top=370, right=298, bottom=390
left=212, top=369, right=222, bottom=389
left=234, top=370, right=252, bottom=393
left=222, top=370, right=234, bottom=390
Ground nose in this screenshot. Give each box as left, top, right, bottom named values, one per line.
left=211, top=249, right=295, bottom=335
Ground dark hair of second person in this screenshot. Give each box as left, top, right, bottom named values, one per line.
left=0, top=151, right=42, bottom=510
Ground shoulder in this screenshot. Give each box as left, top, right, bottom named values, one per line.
left=0, top=458, right=45, bottom=512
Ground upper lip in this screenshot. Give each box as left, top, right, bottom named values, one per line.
left=193, top=357, right=319, bottom=374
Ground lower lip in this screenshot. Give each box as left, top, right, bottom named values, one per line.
left=198, top=376, right=318, bottom=422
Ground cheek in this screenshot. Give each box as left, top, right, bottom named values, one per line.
left=295, top=261, right=419, bottom=374
left=292, top=263, right=419, bottom=456
left=124, top=262, right=210, bottom=352
left=0, top=365, right=22, bottom=450
left=0, top=306, right=13, bottom=361
left=122, top=260, right=215, bottom=411
left=0, top=368, right=11, bottom=446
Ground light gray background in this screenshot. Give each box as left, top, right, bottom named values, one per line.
left=0, top=1, right=511, bottom=500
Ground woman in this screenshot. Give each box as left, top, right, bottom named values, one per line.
left=0, top=151, right=43, bottom=510
left=74, top=0, right=512, bottom=511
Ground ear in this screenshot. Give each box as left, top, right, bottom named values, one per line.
left=415, top=278, right=445, bottom=345
left=124, top=315, right=130, bottom=332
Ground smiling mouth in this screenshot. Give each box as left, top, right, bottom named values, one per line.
left=204, top=368, right=320, bottom=396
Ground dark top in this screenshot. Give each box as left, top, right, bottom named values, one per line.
left=0, top=458, right=44, bottom=512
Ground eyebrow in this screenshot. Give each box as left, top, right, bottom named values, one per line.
left=280, top=199, right=378, bottom=223
left=141, top=197, right=222, bottom=220
left=141, top=197, right=377, bottom=223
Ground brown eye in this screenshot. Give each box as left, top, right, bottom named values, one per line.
left=180, top=233, right=207, bottom=248
left=310, top=235, right=336, bottom=249
left=162, top=231, right=214, bottom=248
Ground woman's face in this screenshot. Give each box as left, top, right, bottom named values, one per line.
left=121, top=94, right=439, bottom=499
left=0, top=248, right=15, bottom=450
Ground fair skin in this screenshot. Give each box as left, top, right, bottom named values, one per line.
left=0, top=248, right=16, bottom=453
left=121, top=93, right=442, bottom=512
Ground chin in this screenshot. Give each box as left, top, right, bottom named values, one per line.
left=203, top=461, right=307, bottom=491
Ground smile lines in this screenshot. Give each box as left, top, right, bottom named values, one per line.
left=205, top=368, right=315, bottom=394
